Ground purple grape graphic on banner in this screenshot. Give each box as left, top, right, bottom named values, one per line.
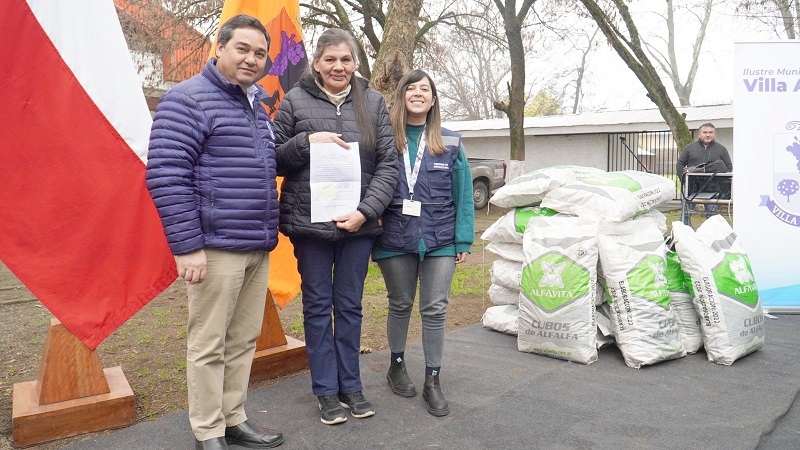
left=777, top=179, right=799, bottom=202
left=269, top=31, right=305, bottom=77
left=787, top=136, right=800, bottom=172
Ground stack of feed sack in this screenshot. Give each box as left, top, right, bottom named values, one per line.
left=481, top=166, right=763, bottom=370
left=481, top=207, right=558, bottom=335
left=598, top=218, right=687, bottom=368
left=672, top=216, right=765, bottom=365
left=482, top=206, right=558, bottom=306
left=541, top=170, right=675, bottom=222
left=490, top=165, right=605, bottom=209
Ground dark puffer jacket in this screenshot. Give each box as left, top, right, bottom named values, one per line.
left=273, top=76, right=398, bottom=241
left=146, top=59, right=280, bottom=255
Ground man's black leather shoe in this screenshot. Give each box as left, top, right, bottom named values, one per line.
left=195, top=436, right=228, bottom=450
left=225, top=420, right=284, bottom=448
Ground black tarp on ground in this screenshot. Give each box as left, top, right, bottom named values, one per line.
left=63, top=314, right=800, bottom=449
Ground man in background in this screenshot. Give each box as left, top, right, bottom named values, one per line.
left=677, top=122, right=733, bottom=224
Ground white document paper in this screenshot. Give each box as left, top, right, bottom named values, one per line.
left=310, top=142, right=361, bottom=223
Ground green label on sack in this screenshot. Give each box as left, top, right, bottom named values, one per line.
left=514, top=206, right=557, bottom=233
left=712, top=253, right=759, bottom=306
left=685, top=271, right=696, bottom=297
left=520, top=252, right=590, bottom=311
left=665, top=251, right=689, bottom=293
left=627, top=255, right=671, bottom=309
left=581, top=173, right=642, bottom=192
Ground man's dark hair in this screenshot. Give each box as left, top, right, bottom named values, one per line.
left=699, top=122, right=716, bottom=130
left=218, top=14, right=270, bottom=49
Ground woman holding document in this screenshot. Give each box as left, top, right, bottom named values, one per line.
left=373, top=70, right=474, bottom=417
left=273, top=28, right=397, bottom=425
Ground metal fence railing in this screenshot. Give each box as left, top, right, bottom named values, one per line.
left=607, top=131, right=681, bottom=199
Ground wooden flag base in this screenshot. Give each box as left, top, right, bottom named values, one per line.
left=12, top=319, right=135, bottom=448
left=250, top=290, right=308, bottom=383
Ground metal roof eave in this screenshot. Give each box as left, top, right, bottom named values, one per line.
left=445, top=104, right=734, bottom=137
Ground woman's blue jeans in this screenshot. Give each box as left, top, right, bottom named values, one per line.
left=290, top=235, right=375, bottom=396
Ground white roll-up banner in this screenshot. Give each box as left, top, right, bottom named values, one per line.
left=734, top=42, right=800, bottom=312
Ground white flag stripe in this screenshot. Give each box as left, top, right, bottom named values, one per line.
left=28, top=0, right=152, bottom=163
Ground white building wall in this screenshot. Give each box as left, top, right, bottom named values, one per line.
left=461, top=133, right=608, bottom=172
left=522, top=134, right=608, bottom=171
left=713, top=128, right=734, bottom=165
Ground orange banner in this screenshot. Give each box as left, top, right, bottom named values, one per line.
left=214, top=0, right=307, bottom=308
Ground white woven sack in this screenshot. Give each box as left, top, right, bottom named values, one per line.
left=490, top=165, right=605, bottom=208
left=491, top=258, right=523, bottom=290
left=517, top=216, right=599, bottom=364
left=598, top=218, right=686, bottom=368
left=595, top=279, right=606, bottom=306
left=482, top=304, right=519, bottom=336
left=485, top=241, right=524, bottom=262
left=541, top=170, right=675, bottom=222
left=665, top=249, right=703, bottom=354
left=638, top=209, right=668, bottom=235
left=672, top=216, right=765, bottom=365
left=488, top=283, right=520, bottom=306
left=595, top=302, right=616, bottom=348
left=481, top=206, right=559, bottom=243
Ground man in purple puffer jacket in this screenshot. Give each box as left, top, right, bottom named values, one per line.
left=146, top=15, right=282, bottom=450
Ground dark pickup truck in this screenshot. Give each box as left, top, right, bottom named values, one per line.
left=468, top=158, right=506, bottom=209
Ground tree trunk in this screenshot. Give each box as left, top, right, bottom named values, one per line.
left=777, top=0, right=798, bottom=38
left=493, top=0, right=536, bottom=163
left=371, top=0, right=424, bottom=99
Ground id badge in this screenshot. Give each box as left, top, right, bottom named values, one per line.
left=402, top=199, right=422, bottom=217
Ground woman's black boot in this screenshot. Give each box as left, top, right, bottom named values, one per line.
left=422, top=374, right=450, bottom=416
left=387, top=358, right=417, bottom=397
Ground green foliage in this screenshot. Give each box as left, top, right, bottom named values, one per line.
left=524, top=90, right=563, bottom=117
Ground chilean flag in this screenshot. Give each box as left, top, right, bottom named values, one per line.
left=0, top=0, right=177, bottom=349
left=215, top=0, right=307, bottom=309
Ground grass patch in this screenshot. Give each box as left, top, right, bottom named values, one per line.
left=138, top=331, right=153, bottom=345
left=452, top=265, right=490, bottom=296
left=286, top=313, right=304, bottom=335
left=364, top=260, right=489, bottom=297
left=363, top=263, right=385, bottom=295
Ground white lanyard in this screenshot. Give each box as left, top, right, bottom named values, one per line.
left=403, top=133, right=426, bottom=200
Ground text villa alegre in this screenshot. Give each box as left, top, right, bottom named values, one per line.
left=742, top=66, right=800, bottom=92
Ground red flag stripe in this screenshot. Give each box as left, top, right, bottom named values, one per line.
left=0, top=0, right=177, bottom=349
